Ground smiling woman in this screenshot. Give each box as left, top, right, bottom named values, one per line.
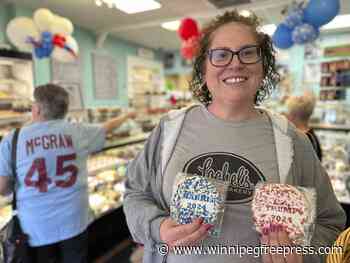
left=123, top=9, right=346, bottom=263
left=190, top=11, right=280, bottom=109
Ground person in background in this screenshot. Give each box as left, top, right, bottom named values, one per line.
left=285, top=92, right=323, bottom=161
left=123, top=10, right=345, bottom=263
left=0, top=83, right=135, bottom=263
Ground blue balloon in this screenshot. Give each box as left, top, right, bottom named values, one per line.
left=303, top=0, right=340, bottom=28
left=34, top=46, right=45, bottom=59
left=41, top=31, right=52, bottom=43
left=283, top=7, right=304, bottom=29
left=272, top=24, right=294, bottom=49
left=42, top=47, right=52, bottom=57
left=40, top=31, right=53, bottom=56
left=292, top=23, right=319, bottom=44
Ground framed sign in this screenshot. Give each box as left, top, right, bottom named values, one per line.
left=60, top=82, right=84, bottom=110
left=51, top=56, right=84, bottom=110
left=92, top=51, right=118, bottom=100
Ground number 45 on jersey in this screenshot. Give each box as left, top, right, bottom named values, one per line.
left=25, top=153, right=78, bottom=192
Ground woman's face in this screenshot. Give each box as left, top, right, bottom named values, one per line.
left=204, top=22, right=264, bottom=107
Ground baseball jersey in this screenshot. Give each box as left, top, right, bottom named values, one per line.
left=0, top=120, right=105, bottom=246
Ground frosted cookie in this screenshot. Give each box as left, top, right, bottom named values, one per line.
left=170, top=175, right=226, bottom=237
left=252, top=183, right=313, bottom=244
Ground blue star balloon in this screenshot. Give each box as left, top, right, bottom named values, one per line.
left=283, top=7, right=304, bottom=29
left=292, top=23, right=319, bottom=44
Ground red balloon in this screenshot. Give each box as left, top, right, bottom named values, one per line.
left=53, top=34, right=66, bottom=48
left=180, top=35, right=200, bottom=60
left=178, top=18, right=199, bottom=41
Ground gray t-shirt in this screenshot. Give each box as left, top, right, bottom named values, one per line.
left=163, top=105, right=279, bottom=263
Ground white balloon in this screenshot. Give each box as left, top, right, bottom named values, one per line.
left=60, top=17, right=74, bottom=35
left=6, top=17, right=40, bottom=52
left=33, top=8, right=54, bottom=32
left=51, top=36, right=79, bottom=63
left=50, top=15, right=74, bottom=36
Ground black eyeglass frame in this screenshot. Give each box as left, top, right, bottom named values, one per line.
left=207, top=45, right=263, bottom=67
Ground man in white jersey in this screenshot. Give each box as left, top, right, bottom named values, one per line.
left=0, top=83, right=135, bottom=263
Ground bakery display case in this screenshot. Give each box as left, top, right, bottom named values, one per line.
left=87, top=140, right=146, bottom=219
left=87, top=137, right=147, bottom=260
left=0, top=50, right=34, bottom=141
left=311, top=126, right=350, bottom=227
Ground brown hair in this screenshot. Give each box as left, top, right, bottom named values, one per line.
left=34, top=83, right=69, bottom=120
left=189, top=10, right=280, bottom=105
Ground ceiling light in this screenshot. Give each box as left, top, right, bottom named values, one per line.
left=259, top=24, right=276, bottom=36
left=161, top=20, right=181, bottom=31
left=95, top=0, right=161, bottom=14
left=321, top=14, right=350, bottom=30
left=239, top=10, right=251, bottom=17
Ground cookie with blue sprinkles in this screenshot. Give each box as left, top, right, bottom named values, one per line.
left=170, top=175, right=226, bottom=237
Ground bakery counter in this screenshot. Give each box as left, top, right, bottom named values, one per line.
left=87, top=139, right=146, bottom=260
left=101, top=132, right=150, bottom=152
left=88, top=140, right=145, bottom=219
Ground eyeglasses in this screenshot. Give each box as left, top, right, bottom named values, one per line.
left=207, top=45, right=262, bottom=67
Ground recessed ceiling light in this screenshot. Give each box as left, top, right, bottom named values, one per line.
left=114, top=0, right=161, bottom=14
left=259, top=24, right=276, bottom=36
left=239, top=10, right=251, bottom=17
left=321, top=14, right=350, bottom=30
left=161, top=20, right=181, bottom=31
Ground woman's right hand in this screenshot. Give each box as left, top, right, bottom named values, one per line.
left=160, top=217, right=212, bottom=247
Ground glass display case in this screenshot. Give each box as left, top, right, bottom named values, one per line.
left=312, top=125, right=350, bottom=227
left=87, top=139, right=146, bottom=219
left=87, top=136, right=147, bottom=260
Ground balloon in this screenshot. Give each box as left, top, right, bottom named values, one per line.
left=52, top=35, right=78, bottom=63
left=33, top=8, right=54, bottom=32
left=50, top=15, right=74, bottom=36
left=180, top=35, right=200, bottom=60
left=283, top=7, right=303, bottom=29
left=6, top=17, right=40, bottom=52
left=303, top=0, right=340, bottom=28
left=41, top=31, right=54, bottom=56
left=178, top=18, right=200, bottom=41
left=292, top=23, right=319, bottom=44
left=53, top=34, right=66, bottom=48
left=272, top=24, right=293, bottom=49
left=34, top=46, right=46, bottom=58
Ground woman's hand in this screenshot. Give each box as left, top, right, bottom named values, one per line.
left=261, top=224, right=303, bottom=263
left=160, top=217, right=212, bottom=247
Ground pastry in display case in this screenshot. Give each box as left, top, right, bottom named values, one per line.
left=87, top=141, right=145, bottom=218
left=315, top=129, right=350, bottom=204
left=0, top=196, right=11, bottom=230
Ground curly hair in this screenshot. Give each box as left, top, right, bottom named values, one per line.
left=189, top=10, right=280, bottom=106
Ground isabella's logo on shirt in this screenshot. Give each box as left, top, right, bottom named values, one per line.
left=183, top=152, right=265, bottom=203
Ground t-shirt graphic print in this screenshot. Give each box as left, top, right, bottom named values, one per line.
left=183, top=152, right=266, bottom=203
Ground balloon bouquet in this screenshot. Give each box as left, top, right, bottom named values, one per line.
left=6, top=8, right=79, bottom=63
left=272, top=0, right=340, bottom=49
left=178, top=18, right=201, bottom=61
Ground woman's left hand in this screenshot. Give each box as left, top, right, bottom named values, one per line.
left=260, top=224, right=303, bottom=263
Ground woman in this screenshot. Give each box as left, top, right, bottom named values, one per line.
left=285, top=93, right=323, bottom=161
left=123, top=10, right=345, bottom=263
